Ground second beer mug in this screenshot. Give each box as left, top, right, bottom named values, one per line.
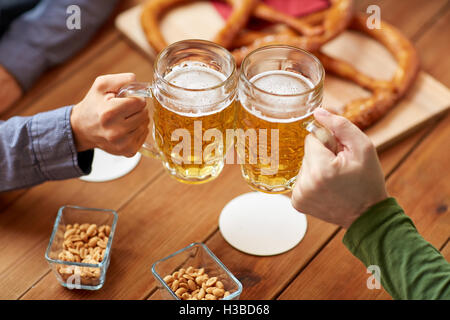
left=119, top=40, right=237, bottom=184
left=236, top=45, right=337, bottom=193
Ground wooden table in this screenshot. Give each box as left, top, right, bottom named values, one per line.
left=0, top=0, right=449, bottom=300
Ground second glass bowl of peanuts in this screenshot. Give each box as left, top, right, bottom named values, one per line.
left=45, top=205, right=118, bottom=290
left=152, top=242, right=243, bottom=300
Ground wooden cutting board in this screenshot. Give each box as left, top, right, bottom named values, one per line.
left=115, top=3, right=450, bottom=150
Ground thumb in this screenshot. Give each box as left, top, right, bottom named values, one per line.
left=313, top=108, right=367, bottom=151
left=303, top=133, right=335, bottom=171
left=93, top=73, right=136, bottom=94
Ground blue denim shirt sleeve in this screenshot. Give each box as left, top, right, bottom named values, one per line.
left=0, top=0, right=119, bottom=90
left=0, top=106, right=93, bottom=192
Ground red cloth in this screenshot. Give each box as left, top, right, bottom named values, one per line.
left=211, top=0, right=330, bottom=20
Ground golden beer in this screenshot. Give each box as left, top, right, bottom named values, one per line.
left=152, top=62, right=236, bottom=184
left=237, top=70, right=318, bottom=193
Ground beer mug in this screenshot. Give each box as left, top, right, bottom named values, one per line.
left=236, top=45, right=337, bottom=194
left=118, top=40, right=237, bottom=184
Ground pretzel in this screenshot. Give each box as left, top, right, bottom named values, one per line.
left=141, top=0, right=258, bottom=53
left=231, top=0, right=354, bottom=65
left=316, top=13, right=419, bottom=129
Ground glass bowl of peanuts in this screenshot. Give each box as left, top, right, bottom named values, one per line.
left=45, top=205, right=118, bottom=290
left=151, top=242, right=243, bottom=300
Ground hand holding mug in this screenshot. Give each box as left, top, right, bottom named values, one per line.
left=70, top=73, right=150, bottom=157
left=291, top=108, right=389, bottom=229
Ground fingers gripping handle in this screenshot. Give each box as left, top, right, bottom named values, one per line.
left=305, top=119, right=338, bottom=154
left=117, top=82, right=152, bottom=99
left=117, top=82, right=160, bottom=159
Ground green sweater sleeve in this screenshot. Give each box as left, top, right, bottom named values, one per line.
left=343, top=197, right=450, bottom=300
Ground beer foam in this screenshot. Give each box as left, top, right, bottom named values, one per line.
left=251, top=70, right=314, bottom=95
left=242, top=70, right=316, bottom=123
left=166, top=61, right=227, bottom=89
left=157, top=61, right=231, bottom=117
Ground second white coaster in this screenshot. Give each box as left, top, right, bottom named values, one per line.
left=79, top=148, right=141, bottom=182
left=219, top=192, right=307, bottom=256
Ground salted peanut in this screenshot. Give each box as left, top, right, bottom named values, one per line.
left=163, top=275, right=174, bottom=284
left=88, top=236, right=99, bottom=248
left=98, top=225, right=106, bottom=233
left=182, top=274, right=194, bottom=281
left=98, top=231, right=106, bottom=239
left=73, top=255, right=81, bottom=263
left=75, top=228, right=81, bottom=235
left=224, top=291, right=230, bottom=298
left=178, top=268, right=186, bottom=277
left=63, top=240, right=71, bottom=250
left=181, top=292, right=190, bottom=300
left=80, top=231, right=88, bottom=242
left=101, top=249, right=106, bottom=260
left=73, top=223, right=80, bottom=229
left=104, top=225, right=111, bottom=237
left=79, top=247, right=88, bottom=260
left=175, top=287, right=187, bottom=297
left=68, top=234, right=82, bottom=243
left=205, top=294, right=217, bottom=300
left=213, top=288, right=225, bottom=298
left=186, top=266, right=194, bottom=275
left=171, top=280, right=179, bottom=291
left=197, top=268, right=205, bottom=275
left=93, top=268, right=101, bottom=278
left=93, top=251, right=101, bottom=262
left=172, top=271, right=180, bottom=279
left=74, top=241, right=84, bottom=250
left=187, top=279, right=197, bottom=291
left=93, top=246, right=102, bottom=254
left=206, top=277, right=217, bottom=287
left=68, top=247, right=79, bottom=255
left=66, top=224, right=73, bottom=230
left=80, top=223, right=90, bottom=231
left=65, top=251, right=75, bottom=262
left=216, top=281, right=224, bottom=289
left=197, top=288, right=206, bottom=299
left=192, top=289, right=200, bottom=296
left=86, top=224, right=97, bottom=237
left=59, top=266, right=73, bottom=275
left=180, top=282, right=190, bottom=290
left=64, top=228, right=76, bottom=239
left=97, top=239, right=107, bottom=249
left=195, top=275, right=207, bottom=286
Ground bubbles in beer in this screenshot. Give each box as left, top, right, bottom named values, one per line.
left=237, top=70, right=318, bottom=193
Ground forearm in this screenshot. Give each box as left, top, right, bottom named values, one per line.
left=0, top=106, right=93, bottom=192
left=343, top=197, right=450, bottom=299
left=0, top=0, right=119, bottom=90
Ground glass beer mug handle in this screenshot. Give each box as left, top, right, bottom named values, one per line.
left=305, top=119, right=338, bottom=154
left=117, top=82, right=160, bottom=159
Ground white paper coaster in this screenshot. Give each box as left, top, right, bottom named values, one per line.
left=79, top=148, right=141, bottom=182
left=219, top=192, right=307, bottom=256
